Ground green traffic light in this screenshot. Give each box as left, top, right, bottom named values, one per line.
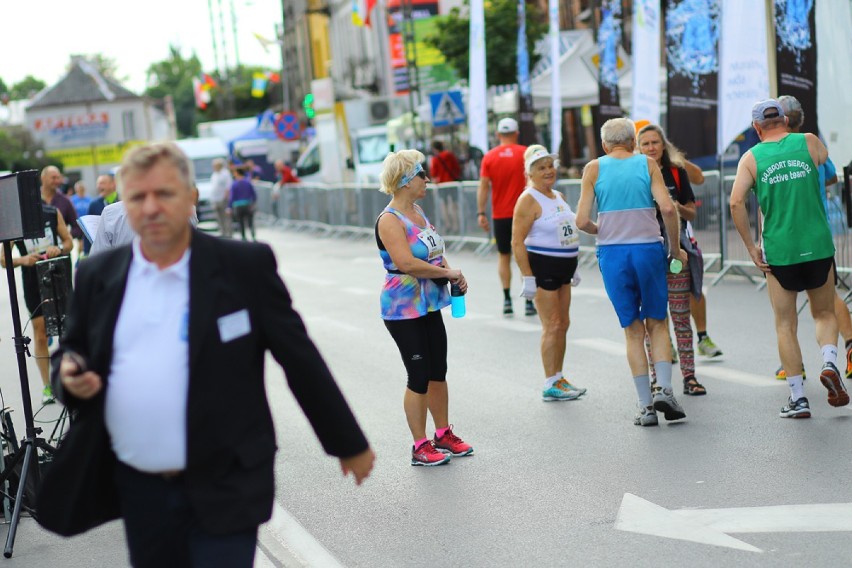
left=303, top=93, right=315, bottom=118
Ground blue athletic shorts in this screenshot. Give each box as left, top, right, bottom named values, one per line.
left=597, top=242, right=668, bottom=327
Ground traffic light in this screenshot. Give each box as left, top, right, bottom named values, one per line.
left=303, top=93, right=315, bottom=119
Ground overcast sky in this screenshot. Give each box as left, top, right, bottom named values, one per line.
left=1, top=0, right=283, bottom=94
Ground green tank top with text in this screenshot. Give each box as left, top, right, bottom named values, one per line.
left=751, top=133, right=834, bottom=266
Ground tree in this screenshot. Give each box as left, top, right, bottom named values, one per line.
left=0, top=125, right=56, bottom=172
left=201, top=65, right=273, bottom=122
left=0, top=77, right=8, bottom=96
left=145, top=46, right=203, bottom=138
left=9, top=76, right=46, bottom=100
left=69, top=54, right=127, bottom=83
left=424, top=0, right=547, bottom=87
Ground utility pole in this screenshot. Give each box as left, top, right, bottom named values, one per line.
left=280, top=1, right=291, bottom=111
left=207, top=0, right=221, bottom=77
left=400, top=0, right=423, bottom=150
left=230, top=0, right=241, bottom=70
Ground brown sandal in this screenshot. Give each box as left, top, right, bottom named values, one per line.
left=683, top=376, right=707, bottom=396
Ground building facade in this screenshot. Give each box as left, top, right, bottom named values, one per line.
left=25, top=58, right=170, bottom=193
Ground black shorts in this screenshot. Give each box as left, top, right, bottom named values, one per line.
left=22, top=268, right=43, bottom=318
left=493, top=217, right=513, bottom=255
left=769, top=256, right=836, bottom=292
left=384, top=311, right=448, bottom=394
left=528, top=252, right=578, bottom=291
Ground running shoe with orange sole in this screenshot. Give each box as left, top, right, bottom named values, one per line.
left=820, top=361, right=850, bottom=407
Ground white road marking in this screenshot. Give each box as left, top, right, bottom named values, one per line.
left=571, top=337, right=624, bottom=356
left=341, top=287, right=372, bottom=296
left=694, top=364, right=777, bottom=388
left=615, top=493, right=761, bottom=552
left=616, top=493, right=852, bottom=553
left=487, top=319, right=542, bottom=332
left=573, top=339, right=775, bottom=387
left=570, top=287, right=610, bottom=299
left=281, top=272, right=335, bottom=286
left=258, top=502, right=346, bottom=568
left=304, top=316, right=363, bottom=334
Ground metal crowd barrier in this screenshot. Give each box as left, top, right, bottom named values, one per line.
left=255, top=171, right=852, bottom=290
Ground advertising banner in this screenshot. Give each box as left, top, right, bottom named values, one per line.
left=517, top=0, right=536, bottom=145
left=717, top=0, right=769, bottom=155
left=386, top=0, right=458, bottom=95
left=774, top=0, right=818, bottom=135
left=468, top=0, right=488, bottom=153
left=664, top=0, right=719, bottom=159
left=548, top=0, right=561, bottom=153
left=596, top=0, right=623, bottom=122
left=631, top=0, right=661, bottom=125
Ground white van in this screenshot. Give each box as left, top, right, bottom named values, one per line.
left=295, top=126, right=389, bottom=185
left=174, top=137, right=229, bottom=224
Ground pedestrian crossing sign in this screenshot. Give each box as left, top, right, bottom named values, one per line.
left=430, top=90, right=466, bottom=127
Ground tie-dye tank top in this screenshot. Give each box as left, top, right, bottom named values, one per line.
left=378, top=206, right=451, bottom=320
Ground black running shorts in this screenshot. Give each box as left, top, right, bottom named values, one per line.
left=528, top=252, right=578, bottom=291
left=493, top=217, right=513, bottom=255
left=769, top=256, right=836, bottom=292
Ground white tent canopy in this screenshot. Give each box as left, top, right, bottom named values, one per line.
left=495, top=29, right=632, bottom=111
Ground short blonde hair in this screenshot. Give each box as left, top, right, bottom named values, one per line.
left=120, top=142, right=194, bottom=190
left=379, top=149, right=424, bottom=195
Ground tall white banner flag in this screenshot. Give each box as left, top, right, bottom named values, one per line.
left=631, top=0, right=660, bottom=124
left=468, top=0, right=489, bottom=153
left=548, top=0, right=561, bottom=153
left=717, top=0, right=769, bottom=156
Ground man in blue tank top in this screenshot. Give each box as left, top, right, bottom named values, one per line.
left=576, top=118, right=688, bottom=427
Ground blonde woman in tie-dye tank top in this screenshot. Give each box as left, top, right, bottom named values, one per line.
left=375, top=149, right=475, bottom=466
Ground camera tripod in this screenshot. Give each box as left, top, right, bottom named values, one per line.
left=0, top=241, right=56, bottom=558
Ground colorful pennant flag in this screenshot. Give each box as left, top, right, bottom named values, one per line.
left=352, top=0, right=377, bottom=27
left=192, top=77, right=211, bottom=109
left=251, top=72, right=269, bottom=98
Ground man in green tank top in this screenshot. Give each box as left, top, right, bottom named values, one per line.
left=730, top=99, right=848, bottom=419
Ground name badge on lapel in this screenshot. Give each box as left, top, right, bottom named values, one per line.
left=217, top=309, right=251, bottom=343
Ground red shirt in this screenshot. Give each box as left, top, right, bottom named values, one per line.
left=277, top=165, right=300, bottom=184
left=479, top=143, right=527, bottom=219
left=430, top=150, right=460, bottom=183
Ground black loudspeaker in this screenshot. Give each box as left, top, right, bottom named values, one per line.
left=36, top=256, right=72, bottom=338
left=0, top=171, right=45, bottom=242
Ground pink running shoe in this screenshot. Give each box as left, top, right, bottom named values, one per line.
left=433, top=425, right=473, bottom=457
left=411, top=439, right=451, bottom=466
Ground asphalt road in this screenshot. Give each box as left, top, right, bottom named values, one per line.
left=0, top=225, right=849, bottom=567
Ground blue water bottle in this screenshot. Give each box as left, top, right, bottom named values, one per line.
left=450, top=283, right=466, bottom=318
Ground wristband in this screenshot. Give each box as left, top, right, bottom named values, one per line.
left=477, top=212, right=485, bottom=216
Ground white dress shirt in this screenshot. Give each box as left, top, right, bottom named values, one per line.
left=105, top=239, right=191, bottom=472
left=210, top=169, right=232, bottom=203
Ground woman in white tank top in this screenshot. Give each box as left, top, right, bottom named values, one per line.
left=511, top=145, right=586, bottom=401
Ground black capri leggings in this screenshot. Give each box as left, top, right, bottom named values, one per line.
left=384, top=310, right=448, bottom=394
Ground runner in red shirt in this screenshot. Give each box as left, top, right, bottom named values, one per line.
left=476, top=118, right=533, bottom=316
left=430, top=140, right=461, bottom=233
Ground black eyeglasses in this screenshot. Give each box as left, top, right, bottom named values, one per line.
left=416, top=171, right=428, bottom=179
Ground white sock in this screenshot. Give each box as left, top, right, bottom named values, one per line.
left=787, top=374, right=805, bottom=401
left=633, top=375, right=653, bottom=407
left=821, top=344, right=838, bottom=366
left=543, top=374, right=560, bottom=389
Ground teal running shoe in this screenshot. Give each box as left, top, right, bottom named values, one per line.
left=543, top=380, right=583, bottom=402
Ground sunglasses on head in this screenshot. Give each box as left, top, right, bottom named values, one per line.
left=415, top=170, right=428, bottom=179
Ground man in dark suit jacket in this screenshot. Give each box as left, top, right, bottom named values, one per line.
left=44, top=142, right=374, bottom=567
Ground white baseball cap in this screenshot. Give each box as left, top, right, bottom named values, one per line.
left=524, top=149, right=559, bottom=173
left=497, top=118, right=519, bottom=134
